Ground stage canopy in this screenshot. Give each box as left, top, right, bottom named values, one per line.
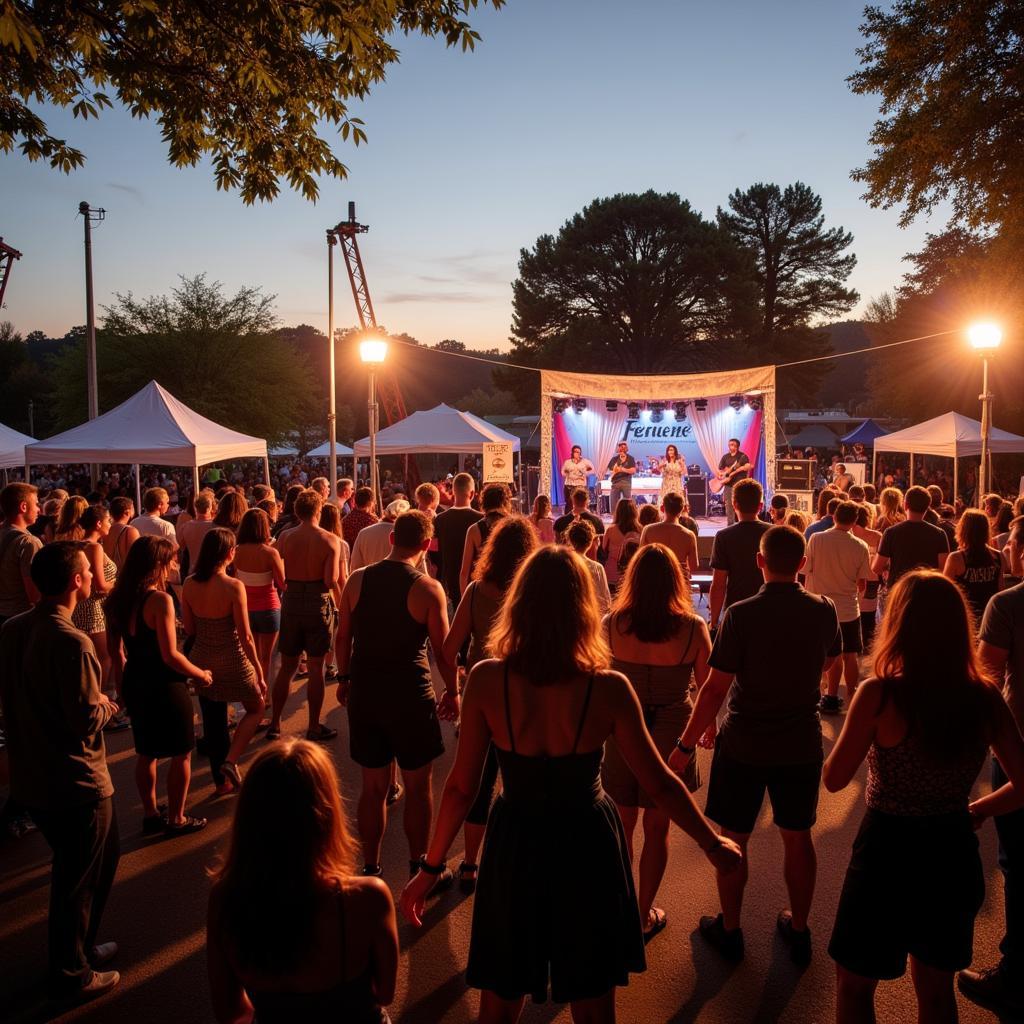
left=27, top=381, right=270, bottom=501
left=539, top=365, right=776, bottom=496
left=840, top=419, right=889, bottom=445
left=352, top=404, right=520, bottom=456
left=0, top=421, right=36, bottom=470
left=787, top=424, right=841, bottom=448
left=306, top=439, right=355, bottom=458
left=873, top=411, right=1024, bottom=459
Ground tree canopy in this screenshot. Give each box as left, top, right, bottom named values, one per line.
left=48, top=275, right=322, bottom=441
left=850, top=1, right=1024, bottom=233
left=1, top=0, right=504, bottom=203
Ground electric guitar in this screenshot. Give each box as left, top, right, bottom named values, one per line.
left=709, top=459, right=748, bottom=495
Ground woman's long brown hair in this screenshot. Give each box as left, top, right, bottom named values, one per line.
left=611, top=543, right=696, bottom=643
left=473, top=515, right=537, bottom=591
left=213, top=739, right=359, bottom=973
left=489, top=546, right=609, bottom=685
left=872, top=570, right=996, bottom=762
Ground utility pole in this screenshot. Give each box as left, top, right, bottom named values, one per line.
left=79, top=202, right=105, bottom=487
left=27, top=399, right=34, bottom=437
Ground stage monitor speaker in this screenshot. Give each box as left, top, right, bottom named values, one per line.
left=686, top=476, right=708, bottom=517
left=776, top=459, right=814, bottom=491
left=781, top=490, right=814, bottom=515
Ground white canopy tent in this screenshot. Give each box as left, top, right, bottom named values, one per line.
left=872, top=411, right=1024, bottom=499
left=269, top=444, right=300, bottom=457
left=0, top=421, right=37, bottom=476
left=306, top=439, right=355, bottom=458
left=26, top=380, right=270, bottom=509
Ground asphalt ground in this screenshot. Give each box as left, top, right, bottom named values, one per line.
left=1, top=672, right=1020, bottom=1024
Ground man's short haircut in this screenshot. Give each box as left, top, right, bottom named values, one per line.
left=482, top=483, right=511, bottom=513
left=143, top=487, right=168, bottom=513
left=109, top=496, right=133, bottom=520
left=926, top=484, right=944, bottom=507
left=834, top=501, right=858, bottom=527
left=194, top=492, right=214, bottom=514
left=415, top=482, right=440, bottom=506
left=452, top=472, right=475, bottom=498
left=836, top=463, right=847, bottom=473
left=729, top=438, right=741, bottom=446
left=732, top=478, right=762, bottom=514
left=662, top=492, right=684, bottom=518
left=311, top=477, right=329, bottom=494
left=566, top=519, right=596, bottom=553
left=252, top=483, right=272, bottom=502
left=392, top=509, right=433, bottom=549
left=571, top=487, right=589, bottom=508
left=848, top=484, right=865, bottom=502
left=338, top=477, right=354, bottom=493
left=904, top=485, right=931, bottom=515
left=983, top=493, right=1002, bottom=515
left=760, top=525, right=806, bottom=576
left=770, top=494, right=789, bottom=511
left=863, top=484, right=877, bottom=501
left=939, top=503, right=956, bottom=521
left=294, top=488, right=323, bottom=521
left=827, top=497, right=841, bottom=516
left=354, top=486, right=374, bottom=509
left=30, top=541, right=85, bottom=597
left=1, top=482, right=36, bottom=520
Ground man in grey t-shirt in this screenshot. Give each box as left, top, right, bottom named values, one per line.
left=0, top=483, right=42, bottom=625
left=606, top=442, right=637, bottom=512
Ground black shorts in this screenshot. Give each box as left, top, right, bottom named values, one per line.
left=829, top=808, right=984, bottom=979
left=347, top=682, right=444, bottom=771
left=278, top=588, right=335, bottom=658
left=839, top=617, right=863, bottom=655
left=704, top=744, right=821, bottom=834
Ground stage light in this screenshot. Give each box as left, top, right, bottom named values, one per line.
left=553, top=398, right=569, bottom=414
left=573, top=398, right=587, bottom=414
left=729, top=394, right=745, bottom=413
left=673, top=401, right=689, bottom=420
left=605, top=400, right=619, bottom=412
left=968, top=322, right=1002, bottom=350
left=627, top=402, right=641, bottom=419
left=650, top=402, right=665, bottom=423
left=746, top=394, right=762, bottom=412
left=694, top=398, right=708, bottom=412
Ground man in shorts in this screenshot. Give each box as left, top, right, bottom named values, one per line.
left=268, top=489, right=341, bottom=742
left=335, top=511, right=458, bottom=882
left=672, top=525, right=841, bottom=965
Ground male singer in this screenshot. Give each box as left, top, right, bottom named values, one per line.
left=606, top=442, right=637, bottom=511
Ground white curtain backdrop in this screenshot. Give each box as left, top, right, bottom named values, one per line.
left=578, top=405, right=628, bottom=480
left=687, top=396, right=735, bottom=473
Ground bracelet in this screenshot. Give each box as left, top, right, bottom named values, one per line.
left=418, top=856, right=446, bottom=875
left=675, top=738, right=696, bottom=756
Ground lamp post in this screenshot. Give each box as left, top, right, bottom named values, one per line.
left=326, top=229, right=338, bottom=502
left=359, top=336, right=388, bottom=513
left=968, top=322, right=1002, bottom=503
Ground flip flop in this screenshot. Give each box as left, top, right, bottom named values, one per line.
left=643, top=907, right=668, bottom=943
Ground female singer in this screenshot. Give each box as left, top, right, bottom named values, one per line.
left=658, top=445, right=684, bottom=505
left=561, top=446, right=595, bottom=514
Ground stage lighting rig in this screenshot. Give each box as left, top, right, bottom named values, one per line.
left=605, top=400, right=619, bottom=412
left=554, top=398, right=569, bottom=414
left=693, top=398, right=708, bottom=412
left=650, top=402, right=665, bottom=423
left=729, top=394, right=745, bottom=412
left=627, top=402, right=641, bottom=419
left=673, top=401, right=689, bottom=420
left=573, top=398, right=587, bottom=414
left=746, top=394, right=762, bottom=412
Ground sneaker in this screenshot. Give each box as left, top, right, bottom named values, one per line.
left=306, top=723, right=337, bottom=743
left=819, top=695, right=843, bottom=715
left=776, top=910, right=812, bottom=967
left=958, top=965, right=1024, bottom=1012
left=49, top=969, right=120, bottom=1004
left=698, top=913, right=744, bottom=962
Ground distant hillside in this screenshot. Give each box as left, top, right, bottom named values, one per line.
left=815, top=320, right=878, bottom=410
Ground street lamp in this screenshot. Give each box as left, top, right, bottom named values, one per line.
left=359, top=335, right=388, bottom=513
left=326, top=229, right=339, bottom=502
left=968, top=322, right=1003, bottom=502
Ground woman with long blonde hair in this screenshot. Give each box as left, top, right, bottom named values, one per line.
left=53, top=495, right=88, bottom=541
left=402, top=546, right=740, bottom=1023
left=875, top=487, right=905, bottom=532
left=208, top=739, right=398, bottom=1023
left=528, top=493, right=555, bottom=544
left=824, top=570, right=1024, bottom=1024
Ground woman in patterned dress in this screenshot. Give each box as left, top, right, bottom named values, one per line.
left=658, top=444, right=684, bottom=506
left=181, top=527, right=266, bottom=795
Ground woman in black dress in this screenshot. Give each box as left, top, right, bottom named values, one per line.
left=106, top=536, right=213, bottom=836
left=401, top=546, right=741, bottom=1023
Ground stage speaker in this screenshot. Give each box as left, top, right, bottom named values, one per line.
left=776, top=459, right=814, bottom=491
left=781, top=490, right=814, bottom=515
left=686, top=476, right=708, bottom=517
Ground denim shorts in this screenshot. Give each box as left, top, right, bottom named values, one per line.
left=248, top=608, right=281, bottom=634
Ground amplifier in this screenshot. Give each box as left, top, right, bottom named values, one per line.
left=779, top=490, right=814, bottom=515
left=686, top=476, right=708, bottom=517
left=776, top=459, right=815, bottom=491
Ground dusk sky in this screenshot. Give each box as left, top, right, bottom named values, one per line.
left=1, top=0, right=939, bottom=350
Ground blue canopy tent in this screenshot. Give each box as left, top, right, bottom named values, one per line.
left=841, top=419, right=889, bottom=446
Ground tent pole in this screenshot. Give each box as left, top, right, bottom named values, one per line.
left=518, top=450, right=524, bottom=513
left=263, top=456, right=271, bottom=488
left=872, top=449, right=877, bottom=490
left=908, top=451, right=914, bottom=487
left=192, top=464, right=200, bottom=497
left=953, top=456, right=958, bottom=506
left=134, top=465, right=142, bottom=514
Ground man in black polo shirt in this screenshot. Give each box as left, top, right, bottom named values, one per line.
left=432, top=472, right=481, bottom=604
left=708, top=478, right=770, bottom=635
left=873, top=485, right=949, bottom=586
left=672, top=525, right=841, bottom=966
left=553, top=487, right=605, bottom=544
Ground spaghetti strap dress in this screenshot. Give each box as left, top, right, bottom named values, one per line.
left=466, top=666, right=645, bottom=1004
left=189, top=613, right=259, bottom=702
left=121, top=591, right=195, bottom=758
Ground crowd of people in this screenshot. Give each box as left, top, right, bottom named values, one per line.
left=2, top=466, right=1024, bottom=1023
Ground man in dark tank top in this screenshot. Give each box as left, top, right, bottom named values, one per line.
left=335, top=511, right=459, bottom=883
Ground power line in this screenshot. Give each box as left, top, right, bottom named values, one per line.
left=776, top=329, right=958, bottom=368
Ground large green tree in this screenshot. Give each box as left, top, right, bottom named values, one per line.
left=504, top=191, right=757, bottom=385
left=0, top=320, right=49, bottom=435
left=1, top=0, right=503, bottom=203
left=48, top=275, right=322, bottom=441
left=850, top=1, right=1024, bottom=233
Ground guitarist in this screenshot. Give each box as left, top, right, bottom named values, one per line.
left=717, top=438, right=750, bottom=525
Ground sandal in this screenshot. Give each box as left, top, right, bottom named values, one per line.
left=306, top=723, right=338, bottom=743
left=221, top=761, right=242, bottom=788
left=164, top=815, right=208, bottom=837
left=643, top=907, right=668, bottom=944
left=458, top=861, right=478, bottom=894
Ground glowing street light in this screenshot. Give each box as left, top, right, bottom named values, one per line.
left=968, top=322, right=1003, bottom=501
left=360, top=335, right=388, bottom=512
